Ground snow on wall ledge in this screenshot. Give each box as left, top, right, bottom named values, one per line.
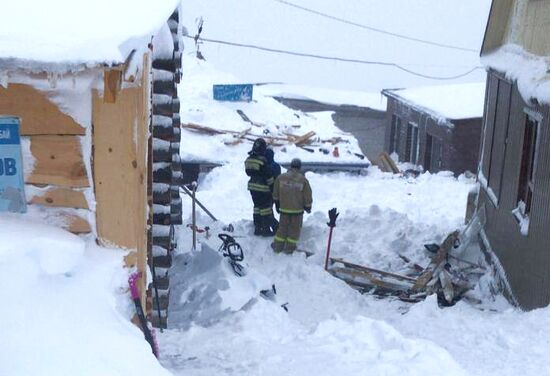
left=482, top=44, right=550, bottom=105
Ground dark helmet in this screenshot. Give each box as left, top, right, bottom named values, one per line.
left=251, top=138, right=267, bottom=155
left=290, top=158, right=302, bottom=169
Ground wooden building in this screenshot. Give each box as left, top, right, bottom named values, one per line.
left=381, top=83, right=485, bottom=175
left=477, top=0, right=550, bottom=309
left=0, top=2, right=183, bottom=326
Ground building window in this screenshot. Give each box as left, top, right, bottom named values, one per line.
left=390, top=115, right=402, bottom=154
left=516, top=110, right=540, bottom=220
left=405, top=122, right=419, bottom=164
left=425, top=133, right=442, bottom=172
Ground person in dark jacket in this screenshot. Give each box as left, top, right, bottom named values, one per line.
left=245, top=138, right=275, bottom=236
left=265, top=148, right=281, bottom=233
left=265, top=148, right=281, bottom=180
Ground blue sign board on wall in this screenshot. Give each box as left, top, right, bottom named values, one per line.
left=213, top=84, right=253, bottom=102
left=0, top=117, right=26, bottom=213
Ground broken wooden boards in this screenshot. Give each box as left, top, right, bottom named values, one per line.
left=327, top=230, right=482, bottom=306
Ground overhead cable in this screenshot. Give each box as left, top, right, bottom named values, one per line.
left=270, top=0, right=479, bottom=53
left=185, top=35, right=483, bottom=80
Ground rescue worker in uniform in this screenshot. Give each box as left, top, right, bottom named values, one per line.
left=271, top=158, right=312, bottom=253
left=245, top=138, right=275, bottom=236
left=265, top=148, right=281, bottom=233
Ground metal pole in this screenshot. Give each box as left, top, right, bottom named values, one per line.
left=191, top=182, right=197, bottom=250
left=180, top=185, right=218, bottom=221
left=324, top=227, right=334, bottom=271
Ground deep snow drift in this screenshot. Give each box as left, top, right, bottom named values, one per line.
left=0, top=215, right=170, bottom=376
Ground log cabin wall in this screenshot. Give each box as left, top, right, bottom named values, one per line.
left=149, top=9, right=183, bottom=328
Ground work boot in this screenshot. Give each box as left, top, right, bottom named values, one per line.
left=271, top=241, right=284, bottom=253
left=259, top=217, right=274, bottom=237
left=253, top=213, right=261, bottom=235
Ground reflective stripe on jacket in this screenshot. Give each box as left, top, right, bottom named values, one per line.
left=245, top=154, right=273, bottom=192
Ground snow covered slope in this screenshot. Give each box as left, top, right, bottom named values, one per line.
left=178, top=55, right=366, bottom=164
left=180, top=0, right=491, bottom=91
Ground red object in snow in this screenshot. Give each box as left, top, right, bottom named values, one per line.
left=332, top=147, right=340, bottom=157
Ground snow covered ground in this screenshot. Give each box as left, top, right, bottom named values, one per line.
left=159, top=56, right=550, bottom=376
left=0, top=216, right=170, bottom=376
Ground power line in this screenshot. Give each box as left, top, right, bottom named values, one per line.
left=185, top=35, right=483, bottom=81
left=270, top=0, right=479, bottom=53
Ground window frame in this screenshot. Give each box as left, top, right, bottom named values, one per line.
left=513, top=107, right=542, bottom=235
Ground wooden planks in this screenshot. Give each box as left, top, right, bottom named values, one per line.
left=93, top=56, right=150, bottom=263
left=0, top=83, right=85, bottom=135
left=104, top=69, right=122, bottom=104
left=26, top=135, right=89, bottom=187
left=28, top=187, right=89, bottom=209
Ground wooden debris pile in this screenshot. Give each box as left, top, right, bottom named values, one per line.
left=180, top=109, right=359, bottom=155
left=181, top=121, right=318, bottom=148
left=328, top=230, right=486, bottom=306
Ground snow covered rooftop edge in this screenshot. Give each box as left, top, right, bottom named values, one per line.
left=382, top=82, right=486, bottom=122
left=0, top=0, right=180, bottom=71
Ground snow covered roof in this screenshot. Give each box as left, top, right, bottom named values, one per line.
left=257, top=84, right=387, bottom=111
left=0, top=0, right=180, bottom=72
left=482, top=45, right=550, bottom=106
left=382, top=82, right=486, bottom=122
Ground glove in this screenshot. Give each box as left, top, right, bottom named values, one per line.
left=327, top=208, right=339, bottom=228
left=304, top=206, right=311, bottom=214
left=274, top=201, right=280, bottom=214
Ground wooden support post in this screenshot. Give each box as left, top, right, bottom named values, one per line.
left=191, top=182, right=197, bottom=250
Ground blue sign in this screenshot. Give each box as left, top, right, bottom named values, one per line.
left=213, top=84, right=253, bottom=102
left=0, top=117, right=26, bottom=213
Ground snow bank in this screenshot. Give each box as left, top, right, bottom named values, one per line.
left=168, top=243, right=274, bottom=329
left=482, top=44, right=550, bottom=105
left=0, top=214, right=85, bottom=274
left=0, top=0, right=179, bottom=70
left=384, top=82, right=486, bottom=123
left=0, top=215, right=170, bottom=376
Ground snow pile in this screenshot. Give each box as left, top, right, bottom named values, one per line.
left=384, top=82, right=486, bottom=123
left=178, top=55, right=365, bottom=164
left=482, top=43, right=550, bottom=105
left=0, top=215, right=169, bottom=376
left=0, top=0, right=179, bottom=70
left=168, top=242, right=275, bottom=329
left=161, top=299, right=466, bottom=376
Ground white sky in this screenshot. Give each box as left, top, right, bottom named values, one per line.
left=180, top=0, right=492, bottom=92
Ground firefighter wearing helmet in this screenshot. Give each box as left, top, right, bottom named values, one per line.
left=244, top=138, right=275, bottom=236
left=271, top=158, right=313, bottom=253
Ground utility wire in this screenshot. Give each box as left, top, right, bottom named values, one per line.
left=270, top=0, right=479, bottom=53
left=185, top=35, right=483, bottom=80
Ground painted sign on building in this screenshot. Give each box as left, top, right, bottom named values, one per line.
left=0, top=117, right=26, bottom=213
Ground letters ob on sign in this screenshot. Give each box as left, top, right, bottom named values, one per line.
left=0, top=117, right=26, bottom=213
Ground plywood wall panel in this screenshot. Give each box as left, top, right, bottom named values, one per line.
left=26, top=135, right=89, bottom=187
left=28, top=186, right=89, bottom=209
left=0, top=84, right=85, bottom=135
